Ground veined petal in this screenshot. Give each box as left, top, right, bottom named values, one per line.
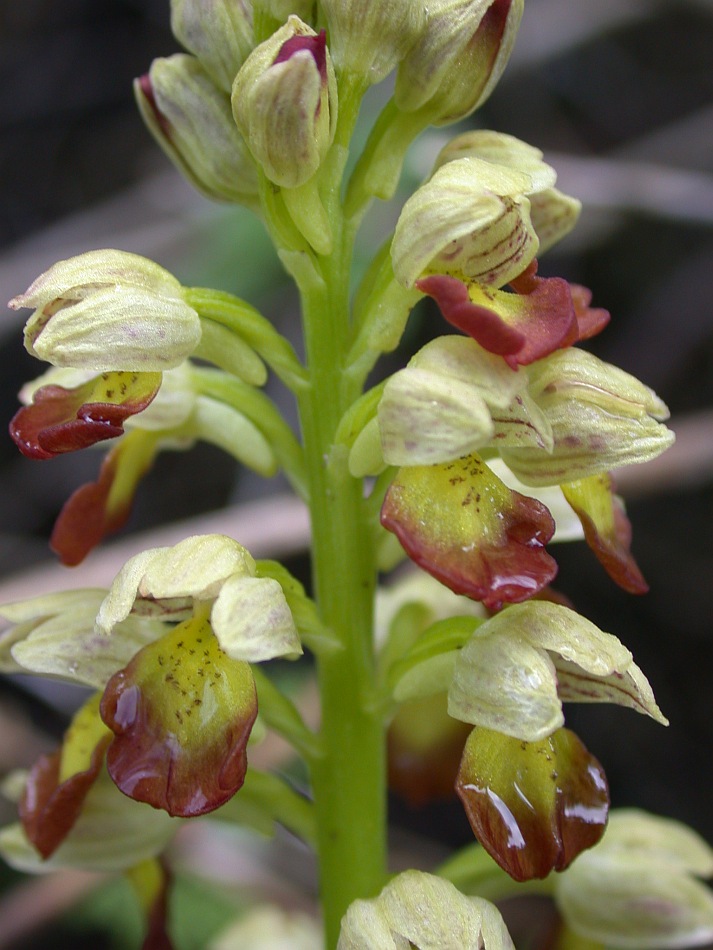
left=338, top=869, right=514, bottom=949
left=100, top=611, right=257, bottom=817
left=418, top=263, right=579, bottom=369
left=381, top=453, right=557, bottom=610
left=20, top=693, right=112, bottom=858
left=392, top=158, right=537, bottom=290
left=97, top=535, right=256, bottom=633
left=456, top=726, right=609, bottom=881
left=448, top=628, right=563, bottom=741
left=51, top=428, right=159, bottom=566
left=211, top=574, right=301, bottom=662
left=10, top=371, right=161, bottom=459
left=10, top=595, right=163, bottom=690
left=562, top=473, right=647, bottom=594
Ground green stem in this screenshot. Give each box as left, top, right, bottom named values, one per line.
left=295, top=87, right=388, bottom=944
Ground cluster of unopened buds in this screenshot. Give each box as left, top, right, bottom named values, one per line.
left=1, top=1, right=712, bottom=948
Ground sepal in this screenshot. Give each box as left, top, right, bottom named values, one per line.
left=392, top=157, right=538, bottom=290
left=2, top=588, right=163, bottom=688
left=377, top=336, right=527, bottom=466
left=96, top=535, right=301, bottom=662
left=435, top=131, right=580, bottom=252
left=501, top=348, right=675, bottom=485
left=448, top=601, right=667, bottom=740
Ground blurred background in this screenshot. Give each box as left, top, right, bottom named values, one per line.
left=0, top=0, right=712, bottom=946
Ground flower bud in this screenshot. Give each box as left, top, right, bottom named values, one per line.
left=10, top=250, right=201, bottom=372
left=338, top=869, right=514, bottom=949
left=136, top=54, right=258, bottom=205
left=395, top=0, right=524, bottom=125
left=232, top=17, right=337, bottom=188
left=555, top=810, right=713, bottom=948
left=322, top=0, right=426, bottom=86
left=170, top=0, right=253, bottom=92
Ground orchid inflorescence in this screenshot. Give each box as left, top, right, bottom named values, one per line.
left=1, top=1, right=711, bottom=948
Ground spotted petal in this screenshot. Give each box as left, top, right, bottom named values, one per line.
left=100, top=611, right=257, bottom=817
left=417, top=264, right=579, bottom=369
left=10, top=371, right=161, bottom=459
left=381, top=453, right=557, bottom=610
left=456, top=725, right=609, bottom=881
